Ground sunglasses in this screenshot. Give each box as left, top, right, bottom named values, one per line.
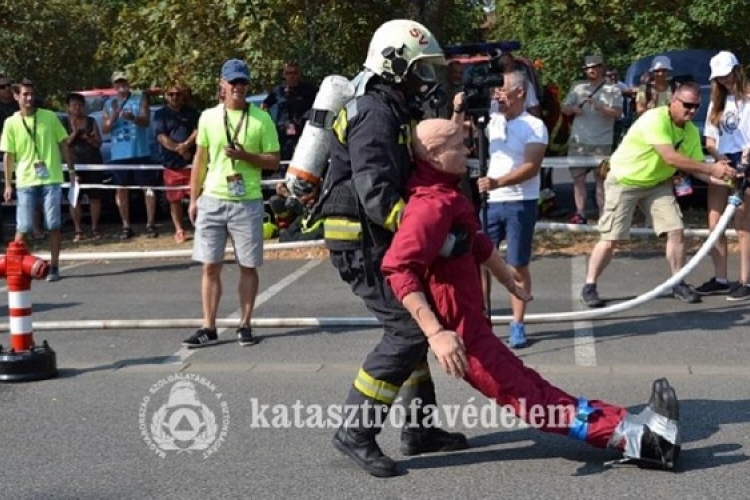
left=0, top=84, right=8, bottom=89
left=166, top=92, right=181, bottom=97
left=229, top=79, right=249, bottom=86
left=676, top=98, right=700, bottom=110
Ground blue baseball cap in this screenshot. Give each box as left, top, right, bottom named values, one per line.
left=221, top=59, right=250, bottom=82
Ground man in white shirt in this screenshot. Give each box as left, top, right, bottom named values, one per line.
left=477, top=70, right=548, bottom=348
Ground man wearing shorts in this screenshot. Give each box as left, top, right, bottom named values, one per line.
left=477, top=71, right=548, bottom=349
left=561, top=55, right=623, bottom=224
left=102, top=70, right=158, bottom=240
left=183, top=59, right=280, bottom=348
left=154, top=84, right=199, bottom=243
left=1, top=79, right=74, bottom=282
left=581, top=82, right=737, bottom=307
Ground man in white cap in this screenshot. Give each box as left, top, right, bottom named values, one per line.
left=561, top=55, right=623, bottom=224
left=636, top=55, right=675, bottom=116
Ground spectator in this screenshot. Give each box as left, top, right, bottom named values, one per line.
left=102, top=70, right=158, bottom=240
left=262, top=60, right=318, bottom=166
left=696, top=51, right=750, bottom=300
left=605, top=69, right=631, bottom=96
left=580, top=82, right=737, bottom=308
left=476, top=71, right=548, bottom=349
left=424, top=59, right=464, bottom=118
left=561, top=55, right=623, bottom=224
left=0, top=75, right=18, bottom=134
left=154, top=84, right=199, bottom=244
left=498, top=50, right=541, bottom=117
left=60, top=92, right=105, bottom=241
left=183, top=59, right=280, bottom=348
left=0, top=79, right=75, bottom=281
left=636, top=55, right=674, bottom=116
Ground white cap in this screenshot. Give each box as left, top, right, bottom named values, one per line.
left=649, top=55, right=672, bottom=72
left=710, top=51, right=739, bottom=80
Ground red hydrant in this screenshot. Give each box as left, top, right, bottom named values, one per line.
left=0, top=241, right=58, bottom=382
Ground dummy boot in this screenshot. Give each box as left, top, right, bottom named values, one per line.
left=398, top=382, right=469, bottom=456
left=608, top=378, right=681, bottom=470
left=332, top=404, right=399, bottom=478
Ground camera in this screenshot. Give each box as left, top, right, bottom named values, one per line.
left=462, top=56, right=504, bottom=117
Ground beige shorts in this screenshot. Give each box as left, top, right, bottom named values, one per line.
left=598, top=177, right=683, bottom=241
left=568, top=142, right=612, bottom=178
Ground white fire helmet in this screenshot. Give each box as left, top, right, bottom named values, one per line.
left=363, top=19, right=446, bottom=84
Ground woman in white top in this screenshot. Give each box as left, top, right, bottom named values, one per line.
left=697, top=51, right=750, bottom=300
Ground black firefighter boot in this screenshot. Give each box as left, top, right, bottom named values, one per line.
left=608, top=378, right=681, bottom=470
left=398, top=383, right=469, bottom=456
left=332, top=404, right=399, bottom=478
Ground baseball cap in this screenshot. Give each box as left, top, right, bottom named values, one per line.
left=709, top=51, right=739, bottom=80
left=221, top=59, right=250, bottom=82
left=650, top=55, right=673, bottom=72
left=111, top=70, right=128, bottom=83
left=582, top=55, right=604, bottom=68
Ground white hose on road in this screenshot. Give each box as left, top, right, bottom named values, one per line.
left=2, top=202, right=737, bottom=332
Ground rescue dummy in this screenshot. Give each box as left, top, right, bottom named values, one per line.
left=381, top=118, right=681, bottom=471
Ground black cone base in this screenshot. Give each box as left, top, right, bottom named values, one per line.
left=0, top=342, right=58, bottom=382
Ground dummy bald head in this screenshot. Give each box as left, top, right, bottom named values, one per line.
left=414, top=119, right=461, bottom=161
left=413, top=118, right=468, bottom=176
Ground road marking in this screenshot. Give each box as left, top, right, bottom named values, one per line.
left=572, top=256, right=597, bottom=366
left=167, top=259, right=323, bottom=364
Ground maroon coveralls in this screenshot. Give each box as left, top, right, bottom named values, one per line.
left=381, top=159, right=627, bottom=449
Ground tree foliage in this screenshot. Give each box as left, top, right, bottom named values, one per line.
left=488, top=0, right=750, bottom=87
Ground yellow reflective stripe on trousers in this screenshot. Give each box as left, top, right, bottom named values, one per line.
left=324, top=217, right=362, bottom=241
left=383, top=198, right=405, bottom=232
left=353, top=368, right=399, bottom=404
left=402, top=362, right=431, bottom=387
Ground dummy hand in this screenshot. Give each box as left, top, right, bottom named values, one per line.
left=428, top=330, right=468, bottom=379
left=508, top=282, right=533, bottom=302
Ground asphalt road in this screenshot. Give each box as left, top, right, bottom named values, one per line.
left=0, top=250, right=749, bottom=499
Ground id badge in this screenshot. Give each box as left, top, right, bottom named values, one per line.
left=286, top=123, right=297, bottom=136
left=227, top=173, right=246, bottom=197
left=34, top=161, right=50, bottom=179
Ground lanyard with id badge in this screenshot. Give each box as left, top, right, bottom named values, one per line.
left=21, top=114, right=49, bottom=179
left=224, top=105, right=248, bottom=197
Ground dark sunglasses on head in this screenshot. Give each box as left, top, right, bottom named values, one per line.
left=676, top=97, right=700, bottom=110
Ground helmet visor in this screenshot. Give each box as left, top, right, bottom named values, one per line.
left=411, top=59, right=438, bottom=82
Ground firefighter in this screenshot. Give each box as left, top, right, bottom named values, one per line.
left=320, top=19, right=468, bottom=477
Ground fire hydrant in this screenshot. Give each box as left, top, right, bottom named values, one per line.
left=0, top=241, right=58, bottom=382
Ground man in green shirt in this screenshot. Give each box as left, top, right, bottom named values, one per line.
left=0, top=79, right=75, bottom=282
left=183, top=59, right=280, bottom=348
left=581, top=82, right=737, bottom=307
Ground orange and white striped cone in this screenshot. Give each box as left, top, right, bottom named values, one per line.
left=0, top=241, right=58, bottom=382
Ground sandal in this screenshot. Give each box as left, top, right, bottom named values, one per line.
left=73, top=231, right=84, bottom=243
left=90, top=229, right=103, bottom=241
left=174, top=230, right=186, bottom=244
left=119, top=227, right=134, bottom=240
left=145, top=225, right=158, bottom=239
